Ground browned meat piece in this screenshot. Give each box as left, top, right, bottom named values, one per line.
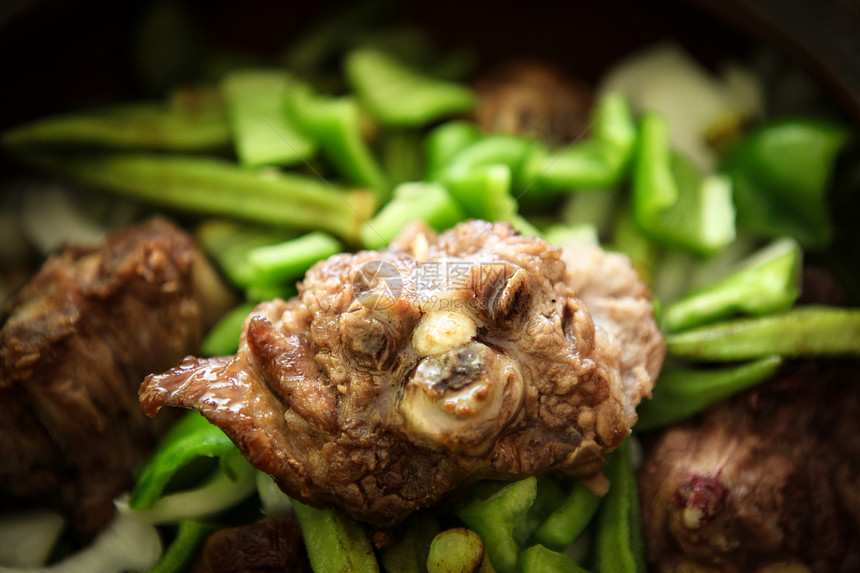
left=192, top=516, right=311, bottom=573
left=473, top=61, right=593, bottom=145
left=141, top=220, right=663, bottom=526
left=639, top=361, right=860, bottom=573
left=0, top=218, right=233, bottom=538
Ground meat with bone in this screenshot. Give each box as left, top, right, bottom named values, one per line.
left=140, top=220, right=664, bottom=527
left=638, top=360, right=860, bottom=573
left=473, top=61, right=594, bottom=145
left=0, top=218, right=233, bottom=537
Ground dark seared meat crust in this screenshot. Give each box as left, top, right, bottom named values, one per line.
left=141, top=221, right=663, bottom=526
left=0, top=218, right=231, bottom=537
left=192, top=516, right=311, bottom=573
left=639, top=361, right=860, bottom=573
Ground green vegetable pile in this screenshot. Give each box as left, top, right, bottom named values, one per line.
left=3, top=5, right=859, bottom=572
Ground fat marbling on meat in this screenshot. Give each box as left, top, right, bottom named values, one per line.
left=0, top=218, right=233, bottom=537
left=140, top=220, right=664, bottom=526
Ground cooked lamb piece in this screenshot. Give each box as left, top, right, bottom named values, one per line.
left=141, top=220, right=664, bottom=527
left=192, top=516, right=311, bottom=573
left=473, top=61, right=593, bottom=145
left=639, top=361, right=860, bottom=573
left=0, top=218, right=233, bottom=538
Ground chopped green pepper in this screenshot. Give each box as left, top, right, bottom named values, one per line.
left=512, top=477, right=567, bottom=547
left=724, top=119, right=850, bottom=249
left=284, top=81, right=389, bottom=201
left=437, top=135, right=539, bottom=189
left=292, top=502, right=380, bottom=573
left=382, top=128, right=426, bottom=186
left=360, top=181, right=466, bottom=249
left=425, top=120, right=481, bottom=178
left=666, top=306, right=860, bottom=361
left=346, top=47, right=477, bottom=127
left=245, top=231, right=341, bottom=284
left=592, top=440, right=646, bottom=573
left=443, top=164, right=517, bottom=222
left=220, top=70, right=317, bottom=168
left=130, top=411, right=237, bottom=510
left=456, top=477, right=538, bottom=573
left=663, top=238, right=801, bottom=332
left=427, top=528, right=496, bottom=573
left=633, top=112, right=735, bottom=256
left=380, top=514, right=441, bottom=573
left=635, top=355, right=783, bottom=431
left=201, top=302, right=255, bottom=357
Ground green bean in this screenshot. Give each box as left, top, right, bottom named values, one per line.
left=380, top=514, right=441, bottom=573
left=292, top=502, right=380, bottom=573
left=2, top=91, right=229, bottom=152
left=144, top=520, right=217, bottom=573
left=456, top=478, right=538, bottom=573
left=512, top=477, right=566, bottom=547
left=636, top=355, right=783, bottom=431
left=360, top=182, right=466, bottom=249
left=13, top=151, right=375, bottom=244
left=592, top=440, right=646, bottom=573
left=666, top=306, right=860, bottom=361
left=663, top=238, right=801, bottom=332
left=220, top=70, right=317, bottom=168
left=531, top=483, right=601, bottom=551
left=427, top=528, right=496, bottom=573
left=346, top=48, right=477, bottom=127
left=518, top=545, right=589, bottom=573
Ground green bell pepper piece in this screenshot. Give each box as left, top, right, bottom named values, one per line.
left=724, top=119, right=850, bottom=249
left=437, top=135, right=539, bottom=189
left=382, top=128, right=425, bottom=186
left=284, top=81, right=389, bottom=201
left=360, top=181, right=466, bottom=249
left=443, top=164, right=518, bottom=222
left=666, top=306, right=860, bottom=361
left=592, top=440, right=646, bottom=573
left=633, top=112, right=735, bottom=256
left=346, top=47, right=477, bottom=127
left=636, top=355, right=783, bottom=431
left=292, top=502, right=380, bottom=573
left=380, top=514, right=441, bottom=573
left=663, top=238, right=801, bottom=332
left=201, top=302, right=255, bottom=357
left=425, top=121, right=481, bottom=179
left=245, top=231, right=341, bottom=285
left=130, top=411, right=237, bottom=510
left=456, top=477, right=538, bottom=573
left=220, top=70, right=317, bottom=168
left=512, top=477, right=567, bottom=547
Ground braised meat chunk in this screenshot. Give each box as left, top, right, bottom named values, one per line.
left=141, top=220, right=664, bottom=526
left=0, top=218, right=233, bottom=537
left=639, top=362, right=860, bottom=573
left=192, top=517, right=311, bottom=573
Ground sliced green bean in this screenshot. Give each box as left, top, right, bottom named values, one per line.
left=532, top=483, right=601, bottom=551
left=346, top=47, right=477, bottom=127
left=220, top=70, right=317, bottom=168
left=456, top=478, right=538, bottom=573
left=380, top=514, right=441, bottom=573
left=636, top=355, right=783, bottom=431
left=664, top=238, right=801, bottom=332
left=14, top=151, right=375, bottom=243
left=666, top=306, right=860, bottom=361
left=144, top=520, right=217, bottom=573
left=427, top=528, right=496, bottom=573
left=512, top=477, right=566, bottom=547
left=518, top=545, right=589, bottom=573
left=292, top=502, right=380, bottom=573
left=2, top=91, right=229, bottom=152
left=592, top=440, right=646, bottom=573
